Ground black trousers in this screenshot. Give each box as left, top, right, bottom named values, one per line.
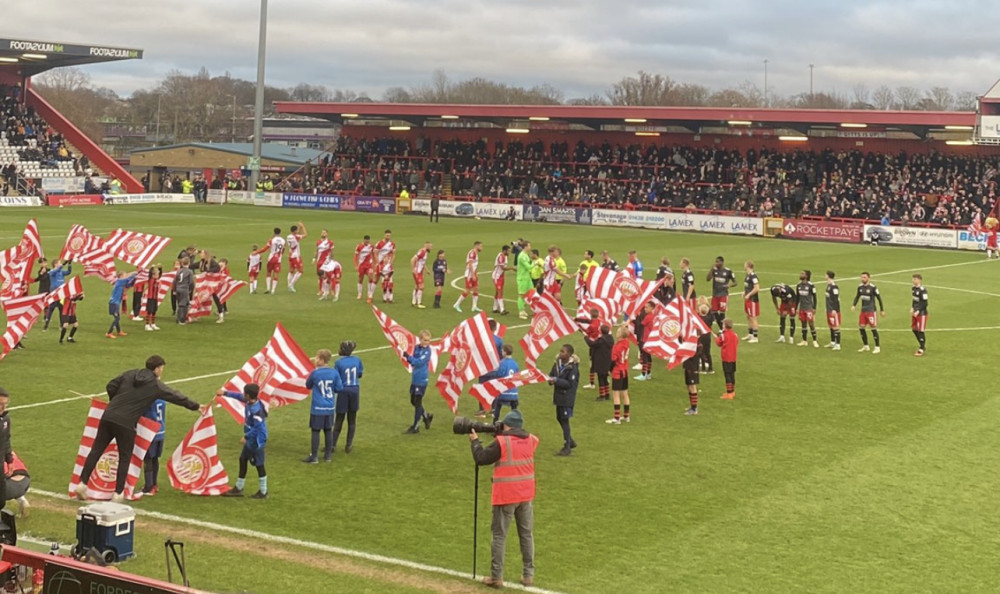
left=80, top=421, right=136, bottom=494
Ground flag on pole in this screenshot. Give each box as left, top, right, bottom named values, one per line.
left=435, top=313, right=501, bottom=413
left=104, top=229, right=172, bottom=269
left=0, top=293, right=46, bottom=361
left=218, top=323, right=314, bottom=423
left=68, top=399, right=159, bottom=501
left=44, top=275, right=83, bottom=307
left=586, top=267, right=664, bottom=317
left=469, top=366, right=548, bottom=409
left=576, top=297, right=625, bottom=326
left=167, top=408, right=230, bottom=496
left=642, top=298, right=710, bottom=369
left=969, top=212, right=983, bottom=235
left=0, top=220, right=44, bottom=298
left=60, top=224, right=105, bottom=261
left=518, top=290, right=579, bottom=369
left=371, top=305, right=445, bottom=372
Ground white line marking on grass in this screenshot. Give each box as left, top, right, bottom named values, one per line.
left=875, top=279, right=1000, bottom=299
left=11, top=324, right=532, bottom=412
left=755, top=322, right=999, bottom=332
left=870, top=258, right=995, bottom=278
left=30, top=489, right=564, bottom=594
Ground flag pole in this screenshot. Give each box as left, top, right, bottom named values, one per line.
left=473, top=463, right=480, bottom=580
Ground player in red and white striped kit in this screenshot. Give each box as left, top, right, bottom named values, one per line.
left=454, top=241, right=483, bottom=313
left=319, top=257, right=342, bottom=301
left=286, top=221, right=307, bottom=293
left=491, top=245, right=513, bottom=315
left=354, top=235, right=375, bottom=301
left=313, top=229, right=333, bottom=296
left=246, top=245, right=262, bottom=294
left=253, top=228, right=286, bottom=294
left=410, top=241, right=432, bottom=309
left=374, top=229, right=396, bottom=303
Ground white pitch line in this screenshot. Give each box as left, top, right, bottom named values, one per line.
left=30, top=489, right=564, bottom=594
left=11, top=323, right=532, bottom=413
left=870, top=258, right=994, bottom=278
left=875, top=279, right=1000, bottom=299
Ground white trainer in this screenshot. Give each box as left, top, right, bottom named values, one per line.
left=747, top=336, right=759, bottom=343
left=632, top=363, right=643, bottom=370
left=797, top=340, right=807, bottom=346
left=144, top=324, right=153, bottom=332
left=858, top=345, right=870, bottom=352
left=74, top=482, right=88, bottom=500
left=605, top=418, right=621, bottom=425
left=812, top=341, right=820, bottom=348
left=872, top=346, right=881, bottom=354
left=776, top=336, right=786, bottom=343
left=832, top=344, right=841, bottom=351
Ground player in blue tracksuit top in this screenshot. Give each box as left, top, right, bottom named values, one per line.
left=107, top=270, right=137, bottom=338
left=43, top=258, right=73, bottom=330
left=476, top=319, right=506, bottom=416
left=332, top=340, right=363, bottom=454
left=219, top=383, right=269, bottom=499
left=490, top=344, right=521, bottom=422
left=404, top=330, right=434, bottom=434
left=140, top=398, right=166, bottom=495
left=303, top=349, right=343, bottom=463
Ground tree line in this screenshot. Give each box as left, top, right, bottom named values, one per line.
left=31, top=67, right=980, bottom=155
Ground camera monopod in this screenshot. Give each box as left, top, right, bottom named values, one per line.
left=472, top=463, right=480, bottom=579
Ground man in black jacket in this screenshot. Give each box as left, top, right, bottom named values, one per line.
left=548, top=345, right=579, bottom=456
left=0, top=388, right=11, bottom=510
left=75, top=355, right=207, bottom=502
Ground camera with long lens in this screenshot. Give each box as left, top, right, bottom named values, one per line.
left=453, top=416, right=502, bottom=435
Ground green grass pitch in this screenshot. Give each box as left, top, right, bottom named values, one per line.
left=1, top=205, right=997, bottom=593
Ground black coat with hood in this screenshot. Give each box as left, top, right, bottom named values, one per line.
left=103, top=368, right=200, bottom=429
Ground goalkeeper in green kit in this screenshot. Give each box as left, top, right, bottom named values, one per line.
left=516, top=240, right=534, bottom=319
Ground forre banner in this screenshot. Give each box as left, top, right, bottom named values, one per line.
left=862, top=224, right=957, bottom=249
left=47, top=194, right=104, bottom=206
left=781, top=219, right=862, bottom=243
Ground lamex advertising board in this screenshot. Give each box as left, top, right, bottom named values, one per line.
left=411, top=199, right=516, bottom=220
left=956, top=229, right=987, bottom=251
left=592, top=209, right=762, bottom=235
left=282, top=193, right=341, bottom=210
left=862, top=225, right=957, bottom=249
left=781, top=219, right=862, bottom=243
left=523, top=205, right=592, bottom=225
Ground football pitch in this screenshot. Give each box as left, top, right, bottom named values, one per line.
left=1, top=205, right=997, bottom=593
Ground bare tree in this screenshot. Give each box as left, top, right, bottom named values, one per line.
left=567, top=94, right=610, bottom=106
left=872, top=85, right=896, bottom=110
left=607, top=71, right=677, bottom=106
left=895, top=86, right=921, bottom=110
left=851, top=84, right=871, bottom=108
left=924, top=86, right=955, bottom=111
left=954, top=90, right=978, bottom=110
left=383, top=86, right=412, bottom=102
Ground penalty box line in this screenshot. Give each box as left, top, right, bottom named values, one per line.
left=31, top=488, right=565, bottom=594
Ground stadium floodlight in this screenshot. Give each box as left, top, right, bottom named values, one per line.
left=505, top=128, right=530, bottom=134
left=778, top=135, right=808, bottom=142
left=340, top=113, right=359, bottom=118
left=945, top=140, right=974, bottom=146
left=727, top=120, right=752, bottom=126
left=624, top=118, right=647, bottom=123
left=635, top=132, right=660, bottom=137
left=944, top=125, right=974, bottom=131
left=440, top=115, right=459, bottom=119
left=21, top=53, right=47, bottom=59
left=840, top=123, right=867, bottom=128
left=389, top=125, right=411, bottom=131
left=528, top=116, right=550, bottom=121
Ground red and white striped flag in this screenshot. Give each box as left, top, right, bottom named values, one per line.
left=167, top=408, right=230, bottom=496
left=68, top=399, right=159, bottom=501
left=469, top=366, right=548, bottom=409
left=187, top=272, right=223, bottom=321
left=60, top=224, right=105, bottom=262
left=0, top=293, right=46, bottom=361
left=435, top=313, right=501, bottom=413
left=519, top=290, right=579, bottom=369
left=576, top=297, right=625, bottom=327
left=218, top=323, right=315, bottom=423
left=371, top=305, right=445, bottom=372
left=586, top=267, right=664, bottom=318
left=0, top=220, right=44, bottom=298
left=969, top=212, right=983, bottom=235
left=643, top=297, right=710, bottom=369
left=21, top=219, right=43, bottom=260
left=216, top=275, right=247, bottom=303
left=44, top=275, right=83, bottom=307
left=105, top=229, right=171, bottom=269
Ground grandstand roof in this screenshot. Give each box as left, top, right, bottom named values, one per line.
left=0, top=38, right=142, bottom=76
left=274, top=102, right=977, bottom=139
left=130, top=142, right=325, bottom=165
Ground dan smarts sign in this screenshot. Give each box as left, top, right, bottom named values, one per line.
left=0, top=39, right=143, bottom=59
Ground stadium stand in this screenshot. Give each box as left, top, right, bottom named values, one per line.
left=0, top=83, right=82, bottom=194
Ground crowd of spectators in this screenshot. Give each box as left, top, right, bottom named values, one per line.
left=285, top=135, right=1000, bottom=227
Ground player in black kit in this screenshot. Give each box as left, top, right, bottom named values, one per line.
left=795, top=270, right=820, bottom=348
left=851, top=271, right=885, bottom=354
left=824, top=271, right=842, bottom=351
left=910, top=274, right=928, bottom=356
left=770, top=283, right=797, bottom=343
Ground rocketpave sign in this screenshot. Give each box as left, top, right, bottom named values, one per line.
left=1, top=39, right=143, bottom=59
left=781, top=219, right=862, bottom=243
left=862, top=224, right=957, bottom=249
